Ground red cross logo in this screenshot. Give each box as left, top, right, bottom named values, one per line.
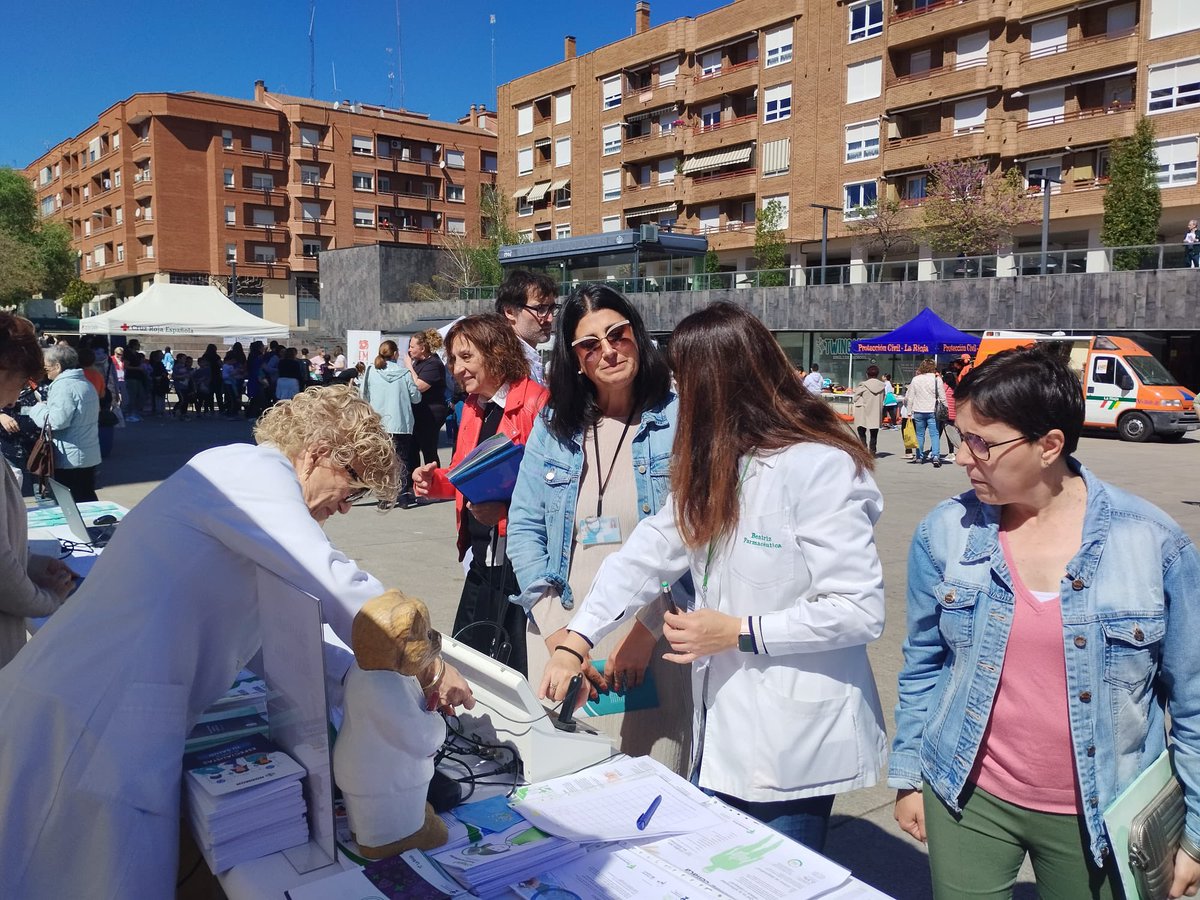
left=120, top=323, right=130, bottom=331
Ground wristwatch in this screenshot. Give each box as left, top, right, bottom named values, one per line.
left=737, top=618, right=758, bottom=654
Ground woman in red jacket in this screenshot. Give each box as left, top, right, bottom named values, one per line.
left=413, top=314, right=548, bottom=676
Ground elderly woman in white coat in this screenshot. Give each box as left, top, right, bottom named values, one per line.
left=24, top=342, right=101, bottom=501
left=0, top=385, right=475, bottom=899
left=541, top=303, right=887, bottom=852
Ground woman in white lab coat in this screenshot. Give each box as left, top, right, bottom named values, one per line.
left=0, top=385, right=474, bottom=899
left=541, top=302, right=888, bottom=852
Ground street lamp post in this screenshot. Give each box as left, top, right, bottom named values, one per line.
left=810, top=203, right=840, bottom=286
left=1039, top=175, right=1064, bottom=275
left=229, top=258, right=238, bottom=306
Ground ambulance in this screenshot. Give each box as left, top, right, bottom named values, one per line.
left=973, top=331, right=1198, bottom=442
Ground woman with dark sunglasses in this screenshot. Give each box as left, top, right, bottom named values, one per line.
left=891, top=344, right=1200, bottom=898
left=507, top=284, right=692, bottom=775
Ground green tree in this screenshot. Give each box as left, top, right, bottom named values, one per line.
left=845, top=196, right=917, bottom=267
left=754, top=199, right=788, bottom=287
left=0, top=231, right=43, bottom=307
left=701, top=248, right=728, bottom=290
left=921, top=159, right=1036, bottom=256
left=59, top=277, right=97, bottom=315
left=1101, top=117, right=1162, bottom=271
left=0, top=167, right=78, bottom=305
left=418, top=185, right=527, bottom=300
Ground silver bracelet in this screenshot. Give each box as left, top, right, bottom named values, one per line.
left=1180, top=833, right=1200, bottom=865
left=421, top=658, right=446, bottom=694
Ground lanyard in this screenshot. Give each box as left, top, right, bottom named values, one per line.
left=701, top=457, right=755, bottom=593
left=591, top=410, right=637, bottom=517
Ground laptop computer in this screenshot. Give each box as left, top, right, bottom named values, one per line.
left=47, top=478, right=117, bottom=547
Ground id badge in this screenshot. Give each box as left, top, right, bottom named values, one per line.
left=577, top=515, right=622, bottom=546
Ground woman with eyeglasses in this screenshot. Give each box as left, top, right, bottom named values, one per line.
left=539, top=302, right=887, bottom=851
left=890, top=344, right=1200, bottom=899
left=507, top=285, right=692, bottom=774
left=0, top=384, right=477, bottom=897
left=413, top=315, right=549, bottom=676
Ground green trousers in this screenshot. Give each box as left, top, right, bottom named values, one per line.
left=924, top=783, right=1124, bottom=900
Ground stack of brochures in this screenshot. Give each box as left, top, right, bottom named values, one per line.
left=446, top=433, right=525, bottom=504
left=285, top=849, right=469, bottom=900
left=185, top=668, right=269, bottom=752
left=184, top=734, right=308, bottom=873
left=430, top=818, right=582, bottom=898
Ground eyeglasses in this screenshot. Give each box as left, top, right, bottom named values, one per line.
left=946, top=425, right=1030, bottom=461
left=343, top=463, right=370, bottom=503
left=522, top=302, right=560, bottom=319
left=571, top=320, right=634, bottom=360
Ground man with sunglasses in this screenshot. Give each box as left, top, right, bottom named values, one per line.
left=494, top=270, right=559, bottom=386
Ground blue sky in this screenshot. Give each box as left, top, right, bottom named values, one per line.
left=2, top=0, right=726, bottom=169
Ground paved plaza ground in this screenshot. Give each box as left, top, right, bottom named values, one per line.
left=83, top=414, right=1200, bottom=898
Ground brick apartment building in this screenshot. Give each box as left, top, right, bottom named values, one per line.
left=24, top=82, right=498, bottom=328
left=497, top=0, right=1200, bottom=279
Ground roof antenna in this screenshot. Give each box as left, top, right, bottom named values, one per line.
left=308, top=1, right=316, bottom=97
left=394, top=0, right=405, bottom=109
left=331, top=61, right=340, bottom=101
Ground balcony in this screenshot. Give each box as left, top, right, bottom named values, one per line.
left=293, top=179, right=333, bottom=198
left=622, top=128, right=685, bottom=163
left=688, top=167, right=758, bottom=204
left=1011, top=101, right=1135, bottom=156
left=236, top=259, right=290, bottom=277
left=621, top=180, right=680, bottom=211
left=295, top=216, right=335, bottom=232
left=290, top=140, right=337, bottom=161
left=882, top=118, right=1002, bottom=171
left=886, top=53, right=1003, bottom=110
left=131, top=139, right=152, bottom=162
left=1014, top=29, right=1139, bottom=90
left=375, top=223, right=445, bottom=246
left=686, top=59, right=760, bottom=104
left=887, top=0, right=1008, bottom=47
left=1027, top=179, right=1110, bottom=218
left=132, top=173, right=153, bottom=195
left=1015, top=0, right=1081, bottom=19
left=243, top=149, right=287, bottom=172
left=689, top=114, right=758, bottom=156
left=698, top=221, right=757, bottom=252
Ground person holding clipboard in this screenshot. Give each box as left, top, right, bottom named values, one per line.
left=507, top=285, right=692, bottom=775
left=413, top=315, right=548, bottom=676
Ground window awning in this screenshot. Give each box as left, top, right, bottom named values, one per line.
left=681, top=144, right=754, bottom=176
left=534, top=137, right=552, bottom=148
left=525, top=181, right=552, bottom=203
left=625, top=201, right=679, bottom=219
left=625, top=104, right=677, bottom=123
left=1011, top=66, right=1136, bottom=97
left=512, top=186, right=531, bottom=201
left=549, top=178, right=571, bottom=192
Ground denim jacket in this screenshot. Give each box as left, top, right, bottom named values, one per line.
left=890, top=460, right=1200, bottom=864
left=507, top=392, right=681, bottom=618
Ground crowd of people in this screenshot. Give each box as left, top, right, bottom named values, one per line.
left=2, top=270, right=1200, bottom=899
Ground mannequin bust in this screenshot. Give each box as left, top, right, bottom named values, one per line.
left=332, top=590, right=450, bottom=858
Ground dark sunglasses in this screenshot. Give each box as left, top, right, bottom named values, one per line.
left=570, top=320, right=634, bottom=359
left=344, top=464, right=370, bottom=503
left=946, top=426, right=1030, bottom=461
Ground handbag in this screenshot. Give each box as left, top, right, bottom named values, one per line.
left=935, top=399, right=950, bottom=427
left=1128, top=759, right=1185, bottom=899
left=26, top=420, right=55, bottom=493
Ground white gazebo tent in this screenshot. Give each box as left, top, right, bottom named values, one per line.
left=79, top=283, right=289, bottom=340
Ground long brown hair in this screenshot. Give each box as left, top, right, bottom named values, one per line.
left=374, top=340, right=399, bottom=370
left=670, top=302, right=873, bottom=549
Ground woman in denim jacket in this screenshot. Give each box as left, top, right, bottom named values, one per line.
left=891, top=345, right=1200, bottom=898
left=507, top=285, right=692, bottom=774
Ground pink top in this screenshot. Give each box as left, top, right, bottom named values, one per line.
left=970, top=531, right=1082, bottom=814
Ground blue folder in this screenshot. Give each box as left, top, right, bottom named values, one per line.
left=447, top=435, right=526, bottom=504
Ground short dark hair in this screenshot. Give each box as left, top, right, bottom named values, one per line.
left=544, top=284, right=671, bottom=443
left=495, top=270, right=558, bottom=315
left=0, top=312, right=46, bottom=382
left=955, top=343, right=1084, bottom=454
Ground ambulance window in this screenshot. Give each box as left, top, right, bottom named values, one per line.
left=1092, top=356, right=1115, bottom=385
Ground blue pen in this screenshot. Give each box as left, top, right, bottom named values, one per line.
left=636, top=794, right=662, bottom=831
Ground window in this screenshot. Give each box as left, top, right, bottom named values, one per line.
left=555, top=137, right=571, bottom=167
left=114, top=206, right=123, bottom=225
left=657, top=157, right=677, bottom=184
left=555, top=91, right=572, bottom=124
left=517, top=104, right=533, bottom=135
left=84, top=220, right=92, bottom=237
left=351, top=135, right=373, bottom=156
left=700, top=103, right=722, bottom=130
left=954, top=97, right=988, bottom=133
left=699, top=50, right=722, bottom=78
left=602, top=75, right=623, bottom=109
left=845, top=122, right=880, bottom=161
left=113, top=168, right=121, bottom=188
left=904, top=174, right=928, bottom=201
left=482, top=151, right=498, bottom=173
left=603, top=124, right=622, bottom=155
left=764, top=193, right=790, bottom=227
left=1148, top=59, right=1200, bottom=113
left=251, top=173, right=274, bottom=190
left=445, top=149, right=465, bottom=169
left=602, top=169, right=621, bottom=201
left=39, top=196, right=53, bottom=217
left=1096, top=148, right=1112, bottom=180
left=300, top=126, right=321, bottom=147
left=225, top=205, right=236, bottom=225
left=601, top=216, right=621, bottom=233
left=1029, top=17, right=1068, bottom=59
left=763, top=84, right=792, bottom=123
left=302, top=240, right=321, bottom=258
left=698, top=204, right=720, bottom=233
left=1026, top=87, right=1066, bottom=126
left=300, top=165, right=320, bottom=185
left=353, top=172, right=373, bottom=191
left=844, top=180, right=878, bottom=216
left=555, top=184, right=572, bottom=208
left=88, top=137, right=102, bottom=163
left=39, top=166, right=51, bottom=185
left=518, top=147, right=533, bottom=176
left=111, top=132, right=120, bottom=150
left=447, top=218, right=467, bottom=235
left=222, top=129, right=233, bottom=149
left=765, top=24, right=794, bottom=67
left=760, top=138, right=791, bottom=176
left=377, top=175, right=391, bottom=193
left=250, top=134, right=273, bottom=152
left=254, top=245, right=277, bottom=263
left=658, top=111, right=677, bottom=134
left=1025, top=157, right=1063, bottom=192
left=1155, top=135, right=1198, bottom=186
left=116, top=243, right=124, bottom=262
left=848, top=0, right=883, bottom=42
left=556, top=224, right=572, bottom=239
left=301, top=201, right=321, bottom=221
left=658, top=57, right=679, bottom=86
left=1108, top=3, right=1136, bottom=32
left=956, top=32, right=989, bottom=69
left=252, top=208, right=276, bottom=226
left=517, top=197, right=533, bottom=217
left=223, top=169, right=234, bottom=187
left=447, top=184, right=465, bottom=202
left=353, top=208, right=374, bottom=227
left=1150, top=0, right=1197, bottom=38
left=53, top=163, right=60, bottom=178
left=847, top=58, right=883, bottom=103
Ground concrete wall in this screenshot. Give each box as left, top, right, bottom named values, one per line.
left=319, top=244, right=448, bottom=337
